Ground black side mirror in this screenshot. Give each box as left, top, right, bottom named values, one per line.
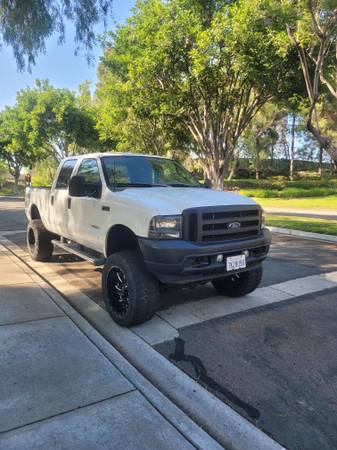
left=69, top=175, right=85, bottom=197
left=204, top=178, right=212, bottom=189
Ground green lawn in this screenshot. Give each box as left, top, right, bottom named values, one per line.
left=0, top=188, right=25, bottom=196
left=255, top=196, right=337, bottom=210
left=266, top=215, right=337, bottom=236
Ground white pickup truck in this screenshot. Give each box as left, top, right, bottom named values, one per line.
left=25, top=153, right=271, bottom=326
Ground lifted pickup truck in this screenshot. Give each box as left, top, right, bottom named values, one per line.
left=25, top=153, right=271, bottom=326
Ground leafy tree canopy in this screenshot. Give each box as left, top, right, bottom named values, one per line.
left=277, top=0, right=337, bottom=161
left=97, top=0, right=303, bottom=187
left=17, top=80, right=101, bottom=161
left=0, top=0, right=113, bottom=70
left=0, top=104, right=43, bottom=192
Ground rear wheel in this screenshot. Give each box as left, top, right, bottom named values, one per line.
left=27, top=220, right=54, bottom=261
left=212, top=265, right=263, bottom=297
left=102, top=250, right=160, bottom=327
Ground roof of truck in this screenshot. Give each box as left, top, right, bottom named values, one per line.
left=64, top=152, right=169, bottom=160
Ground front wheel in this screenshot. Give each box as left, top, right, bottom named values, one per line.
left=212, top=266, right=263, bottom=297
left=102, top=251, right=160, bottom=327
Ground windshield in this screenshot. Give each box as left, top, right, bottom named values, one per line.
left=101, top=156, right=200, bottom=188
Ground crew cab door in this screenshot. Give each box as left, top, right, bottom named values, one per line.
left=67, top=158, right=103, bottom=251
left=50, top=159, right=77, bottom=237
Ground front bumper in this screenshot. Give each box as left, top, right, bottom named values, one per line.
left=138, top=229, right=272, bottom=285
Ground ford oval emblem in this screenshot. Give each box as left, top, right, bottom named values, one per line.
left=228, top=221, right=241, bottom=229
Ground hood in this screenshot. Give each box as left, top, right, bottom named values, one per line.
left=118, top=187, right=257, bottom=215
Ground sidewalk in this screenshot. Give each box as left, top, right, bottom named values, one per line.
left=265, top=207, right=337, bottom=220
left=0, top=243, right=219, bottom=450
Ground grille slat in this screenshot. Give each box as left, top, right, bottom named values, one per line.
left=183, top=205, right=261, bottom=243
left=203, top=231, right=259, bottom=242
left=203, top=221, right=259, bottom=232
left=202, top=216, right=259, bottom=226
left=201, top=224, right=260, bottom=237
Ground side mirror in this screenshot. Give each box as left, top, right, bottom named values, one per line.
left=69, top=175, right=85, bottom=197
left=204, top=178, right=212, bottom=189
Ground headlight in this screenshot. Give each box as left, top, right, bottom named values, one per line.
left=261, top=208, right=266, bottom=229
left=149, top=215, right=182, bottom=239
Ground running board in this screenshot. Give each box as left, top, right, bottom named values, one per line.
left=52, top=240, right=106, bottom=266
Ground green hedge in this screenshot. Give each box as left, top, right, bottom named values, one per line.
left=241, top=187, right=337, bottom=198
left=225, top=178, right=337, bottom=191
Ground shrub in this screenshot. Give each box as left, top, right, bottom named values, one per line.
left=31, top=158, right=58, bottom=187
left=240, top=186, right=337, bottom=198
left=280, top=187, right=336, bottom=198
left=226, top=178, right=337, bottom=192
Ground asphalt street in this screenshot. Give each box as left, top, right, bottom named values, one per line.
left=2, top=199, right=337, bottom=450
left=156, top=288, right=337, bottom=450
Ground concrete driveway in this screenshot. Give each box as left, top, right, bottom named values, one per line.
left=2, top=198, right=337, bottom=450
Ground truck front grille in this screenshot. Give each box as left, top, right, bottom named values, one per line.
left=182, top=205, right=261, bottom=243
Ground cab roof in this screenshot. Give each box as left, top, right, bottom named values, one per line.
left=64, top=152, right=170, bottom=161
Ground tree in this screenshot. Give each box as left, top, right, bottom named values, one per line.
left=241, top=103, right=281, bottom=180
left=97, top=0, right=302, bottom=188
left=0, top=106, right=42, bottom=193
left=284, top=0, right=337, bottom=162
left=0, top=0, right=113, bottom=70
left=21, top=80, right=100, bottom=161
left=96, top=37, right=191, bottom=156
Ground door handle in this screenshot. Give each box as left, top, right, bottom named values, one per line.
left=51, top=195, right=54, bottom=206
left=67, top=197, right=72, bottom=209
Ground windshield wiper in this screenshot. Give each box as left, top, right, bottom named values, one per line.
left=168, top=183, right=200, bottom=187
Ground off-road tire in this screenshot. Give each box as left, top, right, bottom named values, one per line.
left=102, top=250, right=160, bottom=327
left=27, top=219, right=54, bottom=261
left=212, top=265, right=263, bottom=297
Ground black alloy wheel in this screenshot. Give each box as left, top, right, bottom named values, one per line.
left=105, top=266, right=130, bottom=318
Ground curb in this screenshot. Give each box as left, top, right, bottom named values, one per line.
left=0, top=237, right=285, bottom=450
left=269, top=226, right=337, bottom=243
left=0, top=238, right=223, bottom=450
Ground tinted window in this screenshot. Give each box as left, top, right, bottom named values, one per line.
left=77, top=159, right=102, bottom=198
left=55, top=159, right=77, bottom=189
left=101, top=156, right=200, bottom=188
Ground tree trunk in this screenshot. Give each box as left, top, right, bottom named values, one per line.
left=227, top=150, right=240, bottom=181
left=289, top=113, right=296, bottom=181
left=307, top=118, right=337, bottom=165
left=205, top=162, right=225, bottom=190
left=227, top=162, right=237, bottom=181
left=318, top=145, right=323, bottom=176
left=13, top=167, right=20, bottom=195
left=255, top=136, right=260, bottom=181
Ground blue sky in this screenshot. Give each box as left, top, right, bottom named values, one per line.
left=0, top=0, right=136, bottom=110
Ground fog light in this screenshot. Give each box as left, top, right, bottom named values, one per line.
left=216, top=254, right=224, bottom=263
left=193, top=256, right=210, bottom=267
left=243, top=250, right=249, bottom=257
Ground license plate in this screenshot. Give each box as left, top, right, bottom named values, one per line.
left=226, top=254, right=246, bottom=271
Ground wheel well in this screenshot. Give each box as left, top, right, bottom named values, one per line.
left=106, top=225, right=139, bottom=256
left=30, top=204, right=41, bottom=220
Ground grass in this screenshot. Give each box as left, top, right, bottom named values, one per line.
left=266, top=215, right=337, bottom=236
left=255, top=196, right=337, bottom=210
